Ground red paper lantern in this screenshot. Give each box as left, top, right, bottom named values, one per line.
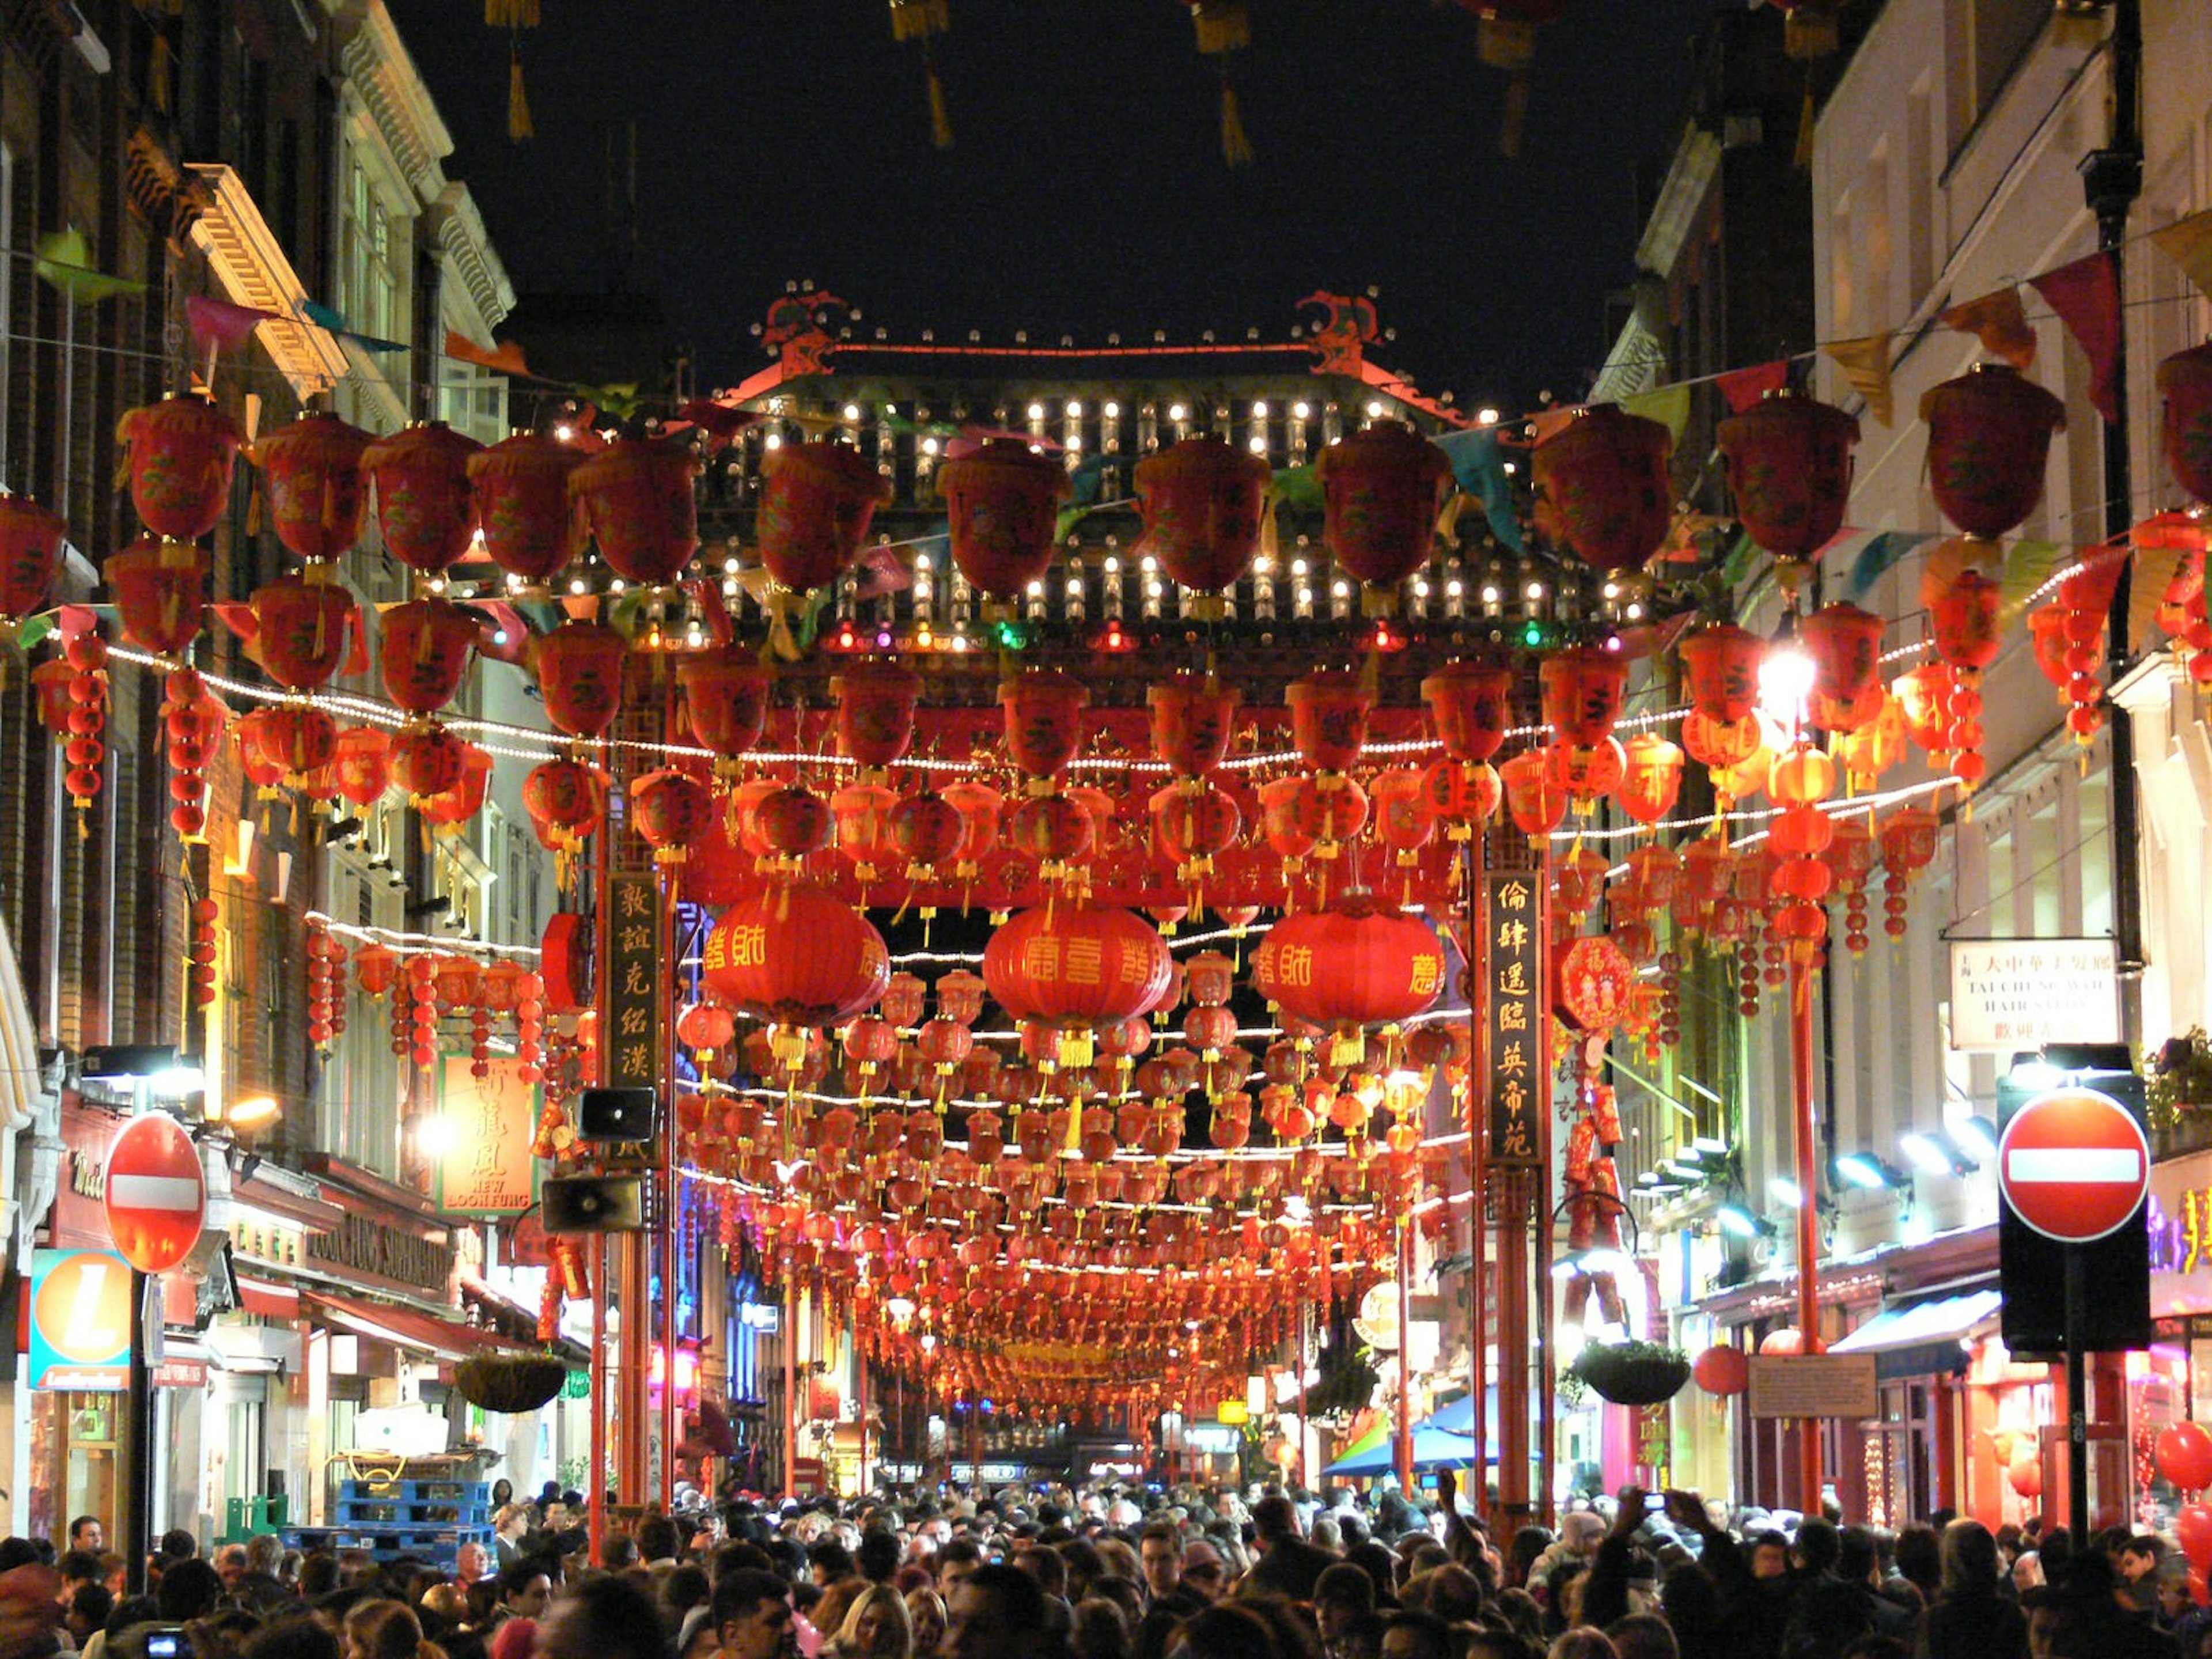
left=702, top=884, right=891, bottom=1025
left=104, top=537, right=208, bottom=654
left=570, top=437, right=701, bottom=585
left=333, top=726, right=392, bottom=810
left=533, top=621, right=628, bottom=738
left=1801, top=602, right=1887, bottom=732
left=468, top=431, right=586, bottom=581
left=524, top=757, right=607, bottom=851
left=834, top=659, right=923, bottom=769
left=1499, top=749, right=1567, bottom=840
left=1001, top=670, right=1090, bottom=781
left=1540, top=644, right=1628, bottom=745
left=243, top=704, right=338, bottom=783
left=632, top=768, right=715, bottom=866
left=1003, top=793, right=1096, bottom=867
left=1680, top=623, right=1764, bottom=725
left=1370, top=767, right=1438, bottom=864
left=1148, top=675, right=1240, bottom=779
left=252, top=412, right=373, bottom=560
left=1423, top=759, right=1502, bottom=838
left=418, top=743, right=492, bottom=834
left=1692, top=1344, right=1749, bottom=1396
left=353, top=942, right=400, bottom=999
left=1921, top=363, right=2066, bottom=539
left=1421, top=660, right=1513, bottom=763
left=938, top=438, right=1071, bottom=603
left=1715, top=390, right=1859, bottom=562
left=2157, top=342, right=2212, bottom=508
left=378, top=597, right=479, bottom=714
left=679, top=648, right=774, bottom=774
left=1618, top=733, right=1684, bottom=826
left=889, top=790, right=964, bottom=877
left=0, top=494, right=65, bottom=624
left=1531, top=404, right=1673, bottom=572
left=982, top=905, right=1173, bottom=1029
left=830, top=781, right=900, bottom=879
left=1132, top=436, right=1270, bottom=614
left=751, top=784, right=834, bottom=864
left=941, top=781, right=1004, bottom=879
left=1316, top=421, right=1453, bottom=605
left=1149, top=779, right=1243, bottom=869
left=756, top=440, right=893, bottom=595
left=1286, top=669, right=1373, bottom=774
left=248, top=574, right=355, bottom=691
left=361, top=422, right=483, bottom=574
left=1251, top=892, right=1446, bottom=1028
left=1930, top=568, right=2003, bottom=674
left=117, top=395, right=242, bottom=541
left=390, top=722, right=467, bottom=802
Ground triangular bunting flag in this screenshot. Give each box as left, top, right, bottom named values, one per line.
left=2029, top=252, right=2121, bottom=425
left=33, top=230, right=145, bottom=304
left=1622, top=382, right=1692, bottom=444
left=185, top=295, right=279, bottom=355
left=299, top=299, right=350, bottom=334
left=1999, top=540, right=2065, bottom=608
left=1939, top=286, right=2037, bottom=369
left=2152, top=209, right=2212, bottom=304
left=1844, top=529, right=1938, bottom=600
left=1822, top=332, right=1895, bottom=425
left=444, top=329, right=532, bottom=377
left=1432, top=428, right=1522, bottom=551
left=1717, top=359, right=1792, bottom=413
left=1528, top=405, right=1584, bottom=446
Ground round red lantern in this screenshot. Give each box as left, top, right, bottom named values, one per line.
left=248, top=574, right=355, bottom=691
left=1930, top=567, right=2003, bottom=673
left=1679, top=623, right=1765, bottom=725
left=938, top=438, right=1071, bottom=603
left=252, top=412, right=372, bottom=560
left=1423, top=759, right=1502, bottom=838
left=1148, top=675, right=1240, bottom=779
left=1286, top=669, right=1373, bottom=775
left=1715, top=390, right=1859, bottom=562
left=571, top=437, right=701, bottom=586
left=830, top=781, right=899, bottom=880
left=1370, top=767, right=1438, bottom=865
left=679, top=647, right=774, bottom=775
left=1003, top=793, right=1095, bottom=868
left=756, top=440, right=893, bottom=596
left=117, top=395, right=243, bottom=541
left=834, top=659, right=923, bottom=770
left=467, top=431, right=586, bottom=581
left=1499, top=749, right=1567, bottom=840
left=1618, top=733, right=1684, bottom=826
left=1758, top=1327, right=1804, bottom=1357
left=1421, top=660, right=1513, bottom=763
left=1540, top=644, right=1628, bottom=746
left=889, top=790, right=964, bottom=878
left=631, top=769, right=715, bottom=866
left=701, top=884, right=890, bottom=1025
left=1532, top=404, right=1673, bottom=572
left=1132, top=437, right=1270, bottom=615
left=1149, top=779, right=1243, bottom=870
left=378, top=597, right=479, bottom=713
left=1251, top=892, right=1445, bottom=1028
left=243, top=704, right=338, bottom=783
left=1001, top=670, right=1090, bottom=781
left=418, top=743, right=493, bottom=834
left=941, top=781, right=1003, bottom=879
left=1317, top=421, right=1453, bottom=607
left=2157, top=342, right=2212, bottom=508
left=524, top=757, right=606, bottom=853
left=333, top=726, right=392, bottom=809
left=1691, top=1344, right=1749, bottom=1396
left=1921, top=363, right=2066, bottom=539
left=1801, top=602, right=1887, bottom=732
left=532, top=621, right=628, bottom=738
left=390, top=722, right=466, bottom=803
left=361, top=422, right=483, bottom=574
left=0, top=494, right=65, bottom=626
left=982, top=905, right=1173, bottom=1029
left=104, top=537, right=208, bottom=654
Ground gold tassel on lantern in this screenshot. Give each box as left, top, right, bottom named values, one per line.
left=927, top=61, right=953, bottom=150
left=1219, top=82, right=1253, bottom=169
left=889, top=1, right=955, bottom=149
left=1190, top=1, right=1255, bottom=168
left=508, top=46, right=533, bottom=142
left=486, top=0, right=540, bottom=22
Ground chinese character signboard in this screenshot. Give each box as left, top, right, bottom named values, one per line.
left=1485, top=871, right=1545, bottom=1168
left=434, top=1055, right=543, bottom=1215
left=1947, top=939, right=2120, bottom=1051
left=29, top=1248, right=134, bottom=1391
left=607, top=874, right=659, bottom=1089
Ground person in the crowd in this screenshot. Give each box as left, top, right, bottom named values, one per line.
left=492, top=1568, right=548, bottom=1625
left=489, top=1514, right=529, bottom=1578
left=828, top=1584, right=911, bottom=1659
left=944, top=1563, right=1056, bottom=1659
left=902, top=1588, right=945, bottom=1659
left=65, top=1529, right=99, bottom=1559
left=1245, top=1496, right=1334, bottom=1603
left=710, top=1569, right=797, bottom=1659
left=339, top=1602, right=442, bottom=1659
left=535, top=1577, right=664, bottom=1659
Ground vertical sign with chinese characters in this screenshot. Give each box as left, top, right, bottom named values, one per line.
left=1485, top=871, right=1544, bottom=1168
left=607, top=874, right=660, bottom=1090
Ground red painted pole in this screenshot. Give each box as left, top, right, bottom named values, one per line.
left=1791, top=954, right=1824, bottom=1513
left=1395, top=1215, right=1415, bottom=1492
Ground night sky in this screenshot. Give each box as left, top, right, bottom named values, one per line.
left=388, top=0, right=1724, bottom=411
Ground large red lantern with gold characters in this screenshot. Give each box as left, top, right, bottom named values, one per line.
left=1422, top=660, right=1513, bottom=762
left=532, top=621, right=628, bottom=738
left=1716, top=390, right=1859, bottom=563
left=379, top=597, right=479, bottom=714
left=0, top=495, right=65, bottom=627
left=1147, top=675, right=1240, bottom=779
left=835, top=660, right=923, bottom=770
left=248, top=575, right=355, bottom=692
left=631, top=769, right=715, bottom=867
left=118, top=396, right=242, bottom=541
left=105, top=538, right=207, bottom=655
left=983, top=904, right=1173, bottom=1032
left=253, top=412, right=372, bottom=562
left=362, top=422, right=483, bottom=574
left=678, top=647, right=774, bottom=776
left=468, top=431, right=586, bottom=581
left=1133, top=437, right=1270, bottom=615
left=702, top=884, right=891, bottom=1026
left=1317, top=422, right=1453, bottom=607
left=1251, top=892, right=1445, bottom=1029
left=938, top=438, right=1071, bottom=604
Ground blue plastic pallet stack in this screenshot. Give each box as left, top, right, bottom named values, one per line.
left=283, top=1477, right=494, bottom=1572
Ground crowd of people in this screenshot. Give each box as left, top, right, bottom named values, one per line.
left=0, top=1474, right=2202, bottom=1659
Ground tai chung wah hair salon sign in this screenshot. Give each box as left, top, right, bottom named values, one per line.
left=1946, top=939, right=2120, bottom=1052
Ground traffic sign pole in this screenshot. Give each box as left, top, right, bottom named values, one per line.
left=2064, top=1248, right=2088, bottom=1546
left=124, top=1270, right=152, bottom=1595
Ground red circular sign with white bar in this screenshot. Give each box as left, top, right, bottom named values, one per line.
left=1997, top=1085, right=2149, bottom=1244
left=103, top=1112, right=206, bottom=1274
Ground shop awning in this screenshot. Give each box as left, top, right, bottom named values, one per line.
left=302, top=1291, right=522, bottom=1364
left=1323, top=1425, right=1491, bottom=1478
left=237, top=1277, right=300, bottom=1320
left=1827, top=1288, right=2003, bottom=1381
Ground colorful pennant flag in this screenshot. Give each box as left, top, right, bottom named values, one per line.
left=1433, top=427, right=1524, bottom=552
left=2152, top=209, right=2212, bottom=303
left=1939, top=286, right=2037, bottom=369
left=186, top=295, right=279, bottom=355
left=33, top=230, right=144, bottom=304
left=1843, top=529, right=1938, bottom=600
left=2029, top=251, right=2122, bottom=425
left=1717, top=359, right=1792, bottom=413
left=1622, top=382, right=1691, bottom=444
left=445, top=329, right=532, bottom=377
left=1822, top=331, right=1895, bottom=426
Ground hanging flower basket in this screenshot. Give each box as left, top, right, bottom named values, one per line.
left=1569, top=1340, right=1691, bottom=1407
left=452, top=1353, right=569, bottom=1415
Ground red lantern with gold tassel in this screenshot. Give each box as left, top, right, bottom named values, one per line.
left=248, top=574, right=355, bottom=692
left=379, top=596, right=479, bottom=714
left=1540, top=644, right=1628, bottom=746
left=834, top=659, right=923, bottom=772
left=105, top=537, right=208, bottom=654
left=252, top=412, right=372, bottom=561
left=941, top=780, right=1003, bottom=884
left=390, top=722, right=467, bottom=805
left=332, top=726, right=392, bottom=810
left=678, top=647, right=773, bottom=779
left=756, top=440, right=892, bottom=597
left=830, top=781, right=900, bottom=887
left=1134, top=437, right=1269, bottom=615
left=467, top=431, right=585, bottom=581
left=1286, top=669, right=1373, bottom=776
left=1317, top=422, right=1453, bottom=612
left=1618, top=733, right=1684, bottom=826
left=362, top=422, right=483, bottom=574
left=1252, top=891, right=1445, bottom=1033
left=117, top=396, right=241, bottom=541
left=1922, top=364, right=2066, bottom=540
left=419, top=743, right=494, bottom=836
left=1148, top=674, right=1240, bottom=778
left=1801, top=602, right=1887, bottom=733
left=1532, top=404, right=1673, bottom=573
left=702, top=884, right=891, bottom=1027
left=524, top=757, right=605, bottom=879
left=632, top=768, right=715, bottom=868
left=1001, top=669, right=1089, bottom=785
left=571, top=437, right=701, bottom=586
left=1716, top=391, right=1859, bottom=570
left=1877, top=805, right=1940, bottom=940
left=940, top=439, right=1070, bottom=607
left=532, top=620, right=628, bottom=739
left=1499, top=749, right=1568, bottom=843
left=0, top=494, right=65, bottom=631
left=1422, top=660, right=1513, bottom=763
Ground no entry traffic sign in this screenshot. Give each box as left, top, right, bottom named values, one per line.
left=103, top=1112, right=206, bottom=1274
left=1997, top=1085, right=2149, bottom=1244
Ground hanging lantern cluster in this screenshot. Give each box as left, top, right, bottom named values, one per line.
left=306, top=922, right=346, bottom=1052
left=2027, top=549, right=2126, bottom=750
left=187, top=895, right=219, bottom=1009
left=162, top=668, right=225, bottom=840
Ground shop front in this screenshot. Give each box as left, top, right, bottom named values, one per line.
left=2135, top=1147, right=2212, bottom=1531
